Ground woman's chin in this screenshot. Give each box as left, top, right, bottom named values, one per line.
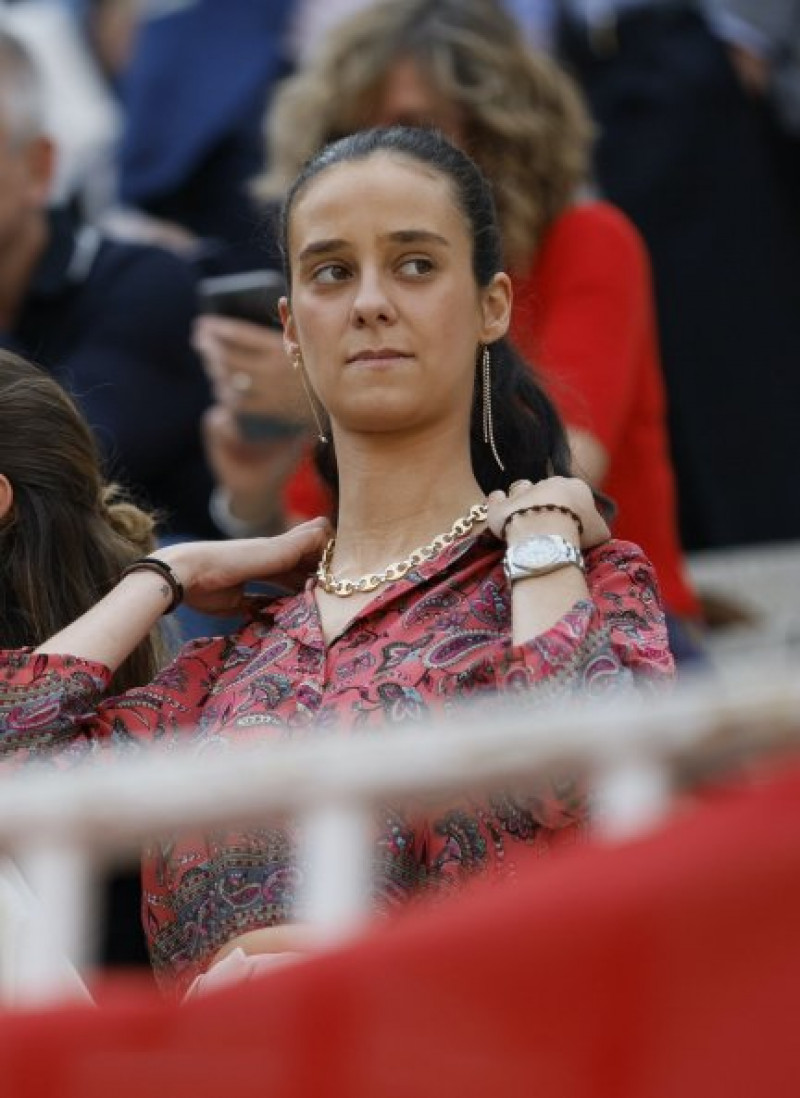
left=330, top=403, right=425, bottom=435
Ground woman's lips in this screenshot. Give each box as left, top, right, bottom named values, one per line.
left=346, top=349, right=413, bottom=364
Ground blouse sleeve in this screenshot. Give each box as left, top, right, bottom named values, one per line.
left=495, top=540, right=674, bottom=698
left=417, top=542, right=672, bottom=891
left=0, top=635, right=233, bottom=771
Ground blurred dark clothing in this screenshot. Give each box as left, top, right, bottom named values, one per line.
left=118, top=0, right=294, bottom=245
left=0, top=207, right=215, bottom=537
left=102, top=870, right=150, bottom=971
left=559, top=6, right=800, bottom=551
left=190, top=200, right=283, bottom=281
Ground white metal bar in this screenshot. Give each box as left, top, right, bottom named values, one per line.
left=9, top=840, right=95, bottom=1006
left=0, top=665, right=798, bottom=854
left=592, top=758, right=672, bottom=840
left=300, top=800, right=372, bottom=943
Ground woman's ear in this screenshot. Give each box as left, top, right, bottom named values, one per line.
left=279, top=297, right=299, bottom=360
left=0, top=474, right=14, bottom=522
left=479, top=272, right=513, bottom=344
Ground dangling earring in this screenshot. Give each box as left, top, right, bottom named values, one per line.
left=481, top=344, right=504, bottom=471
left=291, top=350, right=329, bottom=444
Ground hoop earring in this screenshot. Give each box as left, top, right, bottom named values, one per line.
left=292, top=350, right=329, bottom=444
left=481, top=344, right=505, bottom=471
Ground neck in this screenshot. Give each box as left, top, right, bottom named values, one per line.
left=330, top=422, right=485, bottom=575
left=0, top=215, right=47, bottom=329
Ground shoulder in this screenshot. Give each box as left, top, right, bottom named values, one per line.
left=585, top=539, right=663, bottom=594
left=90, top=236, right=198, bottom=301
left=584, top=539, right=673, bottom=676
left=550, top=200, right=644, bottom=243
left=83, top=237, right=200, bottom=338
left=516, top=201, right=654, bottom=322
left=541, top=201, right=650, bottom=274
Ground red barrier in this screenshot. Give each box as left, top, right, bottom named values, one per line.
left=2, top=762, right=799, bottom=1098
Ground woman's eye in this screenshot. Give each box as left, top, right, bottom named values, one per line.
left=313, top=263, right=350, bottom=284
left=398, top=257, right=434, bottom=277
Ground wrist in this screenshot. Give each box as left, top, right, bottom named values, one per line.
left=504, top=509, right=581, bottom=547
left=149, top=545, right=204, bottom=592
left=120, top=556, right=184, bottom=613
left=504, top=533, right=585, bottom=584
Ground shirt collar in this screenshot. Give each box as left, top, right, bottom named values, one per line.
left=28, top=207, right=101, bottom=299
left=267, top=527, right=504, bottom=648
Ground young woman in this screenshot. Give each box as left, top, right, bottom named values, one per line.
left=1, top=128, right=672, bottom=999
left=202, top=0, right=702, bottom=652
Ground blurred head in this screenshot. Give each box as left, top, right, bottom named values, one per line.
left=0, top=30, right=55, bottom=250
left=258, top=0, right=593, bottom=268
left=0, top=351, right=165, bottom=692
left=279, top=126, right=572, bottom=496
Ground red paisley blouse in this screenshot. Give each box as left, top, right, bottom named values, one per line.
left=0, top=533, right=672, bottom=997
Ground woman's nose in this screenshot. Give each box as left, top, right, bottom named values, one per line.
left=351, top=270, right=396, bottom=326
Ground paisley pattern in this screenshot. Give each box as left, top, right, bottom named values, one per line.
left=0, top=535, right=673, bottom=998
left=424, top=630, right=500, bottom=669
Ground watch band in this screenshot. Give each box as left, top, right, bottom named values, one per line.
left=503, top=534, right=585, bottom=582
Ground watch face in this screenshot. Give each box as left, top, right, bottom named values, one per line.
left=514, top=537, right=561, bottom=569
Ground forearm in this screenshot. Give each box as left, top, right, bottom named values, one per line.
left=489, top=478, right=671, bottom=689
left=33, top=523, right=331, bottom=672
left=211, top=924, right=312, bottom=966
left=35, top=567, right=175, bottom=672
left=508, top=512, right=590, bottom=646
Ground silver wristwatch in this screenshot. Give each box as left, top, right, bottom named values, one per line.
left=503, top=534, right=585, bottom=582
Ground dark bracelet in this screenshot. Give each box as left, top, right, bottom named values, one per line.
left=502, top=503, right=584, bottom=541
left=120, top=557, right=184, bottom=614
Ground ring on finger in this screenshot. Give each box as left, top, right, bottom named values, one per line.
left=230, top=372, right=253, bottom=393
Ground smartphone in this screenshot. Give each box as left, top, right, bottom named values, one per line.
left=197, top=269, right=286, bottom=329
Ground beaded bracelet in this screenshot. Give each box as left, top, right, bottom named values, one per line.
left=120, top=557, right=184, bottom=614
left=502, top=503, right=584, bottom=541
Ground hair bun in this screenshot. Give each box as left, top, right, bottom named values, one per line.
left=100, top=484, right=158, bottom=557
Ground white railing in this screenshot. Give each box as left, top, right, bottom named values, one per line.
left=2, top=659, right=800, bottom=1004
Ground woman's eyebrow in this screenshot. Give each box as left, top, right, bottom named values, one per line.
left=297, top=230, right=450, bottom=263
left=383, top=229, right=450, bottom=247
left=297, top=238, right=348, bottom=262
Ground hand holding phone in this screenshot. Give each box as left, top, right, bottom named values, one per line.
left=195, top=271, right=311, bottom=440
left=197, top=269, right=286, bottom=329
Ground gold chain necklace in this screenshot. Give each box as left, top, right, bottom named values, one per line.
left=316, top=503, right=488, bottom=597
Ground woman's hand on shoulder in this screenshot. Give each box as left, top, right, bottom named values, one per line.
left=156, top=518, right=333, bottom=615
left=487, top=476, right=611, bottom=550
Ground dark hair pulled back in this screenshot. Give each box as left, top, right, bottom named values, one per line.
left=280, top=126, right=573, bottom=497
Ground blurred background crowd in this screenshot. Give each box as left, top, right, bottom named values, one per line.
left=0, top=0, right=799, bottom=966
left=2, top=0, right=798, bottom=544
